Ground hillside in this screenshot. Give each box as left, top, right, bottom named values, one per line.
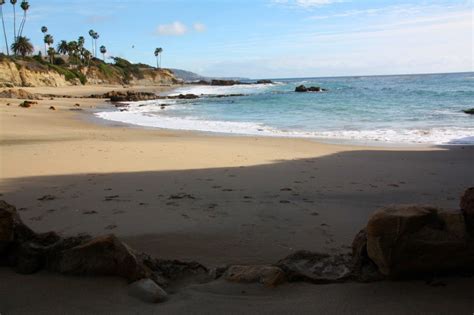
left=0, top=55, right=178, bottom=88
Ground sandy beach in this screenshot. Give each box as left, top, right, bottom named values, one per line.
left=1, top=85, right=473, bottom=314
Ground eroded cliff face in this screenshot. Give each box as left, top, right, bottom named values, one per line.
left=0, top=59, right=178, bottom=87
left=0, top=60, right=76, bottom=88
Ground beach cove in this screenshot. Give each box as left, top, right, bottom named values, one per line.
left=1, top=85, right=473, bottom=313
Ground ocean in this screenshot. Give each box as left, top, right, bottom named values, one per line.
left=95, top=72, right=474, bottom=145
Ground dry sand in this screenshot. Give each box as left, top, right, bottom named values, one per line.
left=1, top=85, right=473, bottom=314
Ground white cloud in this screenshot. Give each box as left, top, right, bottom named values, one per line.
left=193, top=23, right=207, bottom=33
left=156, top=21, right=188, bottom=36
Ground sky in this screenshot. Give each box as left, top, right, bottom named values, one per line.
left=0, top=0, right=472, bottom=78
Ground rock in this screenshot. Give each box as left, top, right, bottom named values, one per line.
left=366, top=205, right=474, bottom=277
left=211, top=80, right=240, bottom=86
left=277, top=251, right=351, bottom=283
left=460, top=187, right=474, bottom=233
left=462, top=108, right=474, bottom=115
left=224, top=265, right=285, bottom=287
left=0, top=201, right=18, bottom=254
left=351, top=229, right=384, bottom=282
left=54, top=234, right=151, bottom=282
left=49, top=106, right=56, bottom=110
left=139, top=255, right=210, bottom=287
left=0, top=89, right=41, bottom=100
left=209, top=94, right=246, bottom=98
left=100, top=91, right=158, bottom=102
left=295, top=85, right=308, bottom=92
left=256, top=80, right=273, bottom=84
left=8, top=241, right=43, bottom=274
left=19, top=100, right=37, bottom=108
left=295, top=85, right=326, bottom=92
left=128, top=279, right=168, bottom=303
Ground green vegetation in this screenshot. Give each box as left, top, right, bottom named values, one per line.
left=48, top=63, right=87, bottom=84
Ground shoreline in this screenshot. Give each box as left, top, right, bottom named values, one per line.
left=1, top=85, right=473, bottom=313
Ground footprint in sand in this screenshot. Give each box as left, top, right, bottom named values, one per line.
left=104, top=195, right=119, bottom=201
left=169, top=193, right=196, bottom=200
left=222, top=189, right=234, bottom=192
left=30, top=216, right=43, bottom=221
left=280, top=200, right=291, bottom=204
left=280, top=188, right=293, bottom=191
left=310, top=212, right=319, bottom=216
left=83, top=210, right=98, bottom=215
left=105, top=224, right=117, bottom=230
left=38, top=195, right=56, bottom=201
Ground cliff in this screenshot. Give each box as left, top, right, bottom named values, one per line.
left=0, top=55, right=178, bottom=88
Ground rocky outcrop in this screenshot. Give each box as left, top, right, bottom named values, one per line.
left=256, top=80, right=273, bottom=84
left=0, top=89, right=42, bottom=100
left=53, top=234, right=152, bottom=282
left=0, top=59, right=77, bottom=87
left=90, top=91, right=158, bottom=102
left=224, top=265, right=286, bottom=287
left=353, top=204, right=474, bottom=279
left=278, top=251, right=351, bottom=283
left=295, top=85, right=327, bottom=92
left=462, top=108, right=474, bottom=115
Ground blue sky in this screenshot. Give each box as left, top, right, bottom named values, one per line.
left=1, top=0, right=472, bottom=78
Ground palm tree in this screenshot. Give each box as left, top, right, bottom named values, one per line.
left=83, top=49, right=91, bottom=66
left=41, top=25, right=47, bottom=34
left=57, top=40, right=68, bottom=55
left=0, top=0, right=9, bottom=55
left=11, top=35, right=33, bottom=56
left=88, top=29, right=95, bottom=57
left=17, top=0, right=28, bottom=37
left=93, top=32, right=99, bottom=58
left=78, top=36, right=85, bottom=49
left=47, top=46, right=55, bottom=63
left=100, top=45, right=106, bottom=61
left=10, top=0, right=16, bottom=43
left=44, top=34, right=53, bottom=58
left=154, top=47, right=163, bottom=68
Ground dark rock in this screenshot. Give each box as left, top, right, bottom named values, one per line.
left=0, top=89, right=41, bottom=100
left=351, top=229, right=384, bottom=282
left=295, top=85, right=327, bottom=92
left=0, top=200, right=19, bottom=254
left=366, top=205, right=474, bottom=277
left=462, top=108, right=474, bottom=115
left=277, top=250, right=352, bottom=283
left=295, top=85, right=308, bottom=92
left=49, top=106, right=56, bottom=110
left=99, top=91, right=158, bottom=102
left=211, top=80, right=240, bottom=86
left=19, top=100, right=37, bottom=108
left=128, top=279, right=168, bottom=303
left=208, top=94, right=246, bottom=98
left=224, top=265, right=285, bottom=287
left=140, top=255, right=209, bottom=287
left=8, top=241, right=43, bottom=274
left=54, top=234, right=151, bottom=282
left=460, top=187, right=474, bottom=233
left=256, top=80, right=273, bottom=84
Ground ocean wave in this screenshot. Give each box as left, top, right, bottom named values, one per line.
left=95, top=110, right=474, bottom=145
left=169, top=83, right=277, bottom=96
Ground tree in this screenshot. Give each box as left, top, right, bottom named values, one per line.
left=47, top=46, right=55, bottom=63
left=17, top=0, right=28, bottom=38
left=10, top=0, right=16, bottom=44
left=93, top=32, right=99, bottom=58
left=100, top=45, right=106, bottom=60
left=88, top=29, right=95, bottom=57
left=11, top=35, right=33, bottom=56
left=0, top=0, right=9, bottom=55
left=57, top=40, right=68, bottom=55
left=154, top=47, right=163, bottom=68
left=44, top=34, right=53, bottom=58
left=41, top=25, right=47, bottom=34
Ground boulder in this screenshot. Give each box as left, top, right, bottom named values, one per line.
left=295, top=85, right=308, bottom=92
left=277, top=251, right=351, bottom=283
left=256, top=80, right=273, bottom=84
left=462, top=108, right=474, bottom=115
left=54, top=234, right=151, bottom=282
left=0, top=201, right=19, bottom=253
left=366, top=205, right=474, bottom=277
left=351, top=229, right=384, bottom=282
left=128, top=279, right=168, bottom=303
left=224, top=265, right=285, bottom=287
left=295, top=85, right=327, bottom=92
left=19, top=100, right=37, bottom=108
left=101, top=91, right=158, bottom=102
left=460, top=187, right=474, bottom=232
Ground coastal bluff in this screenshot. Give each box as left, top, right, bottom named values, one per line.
left=0, top=56, right=178, bottom=88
